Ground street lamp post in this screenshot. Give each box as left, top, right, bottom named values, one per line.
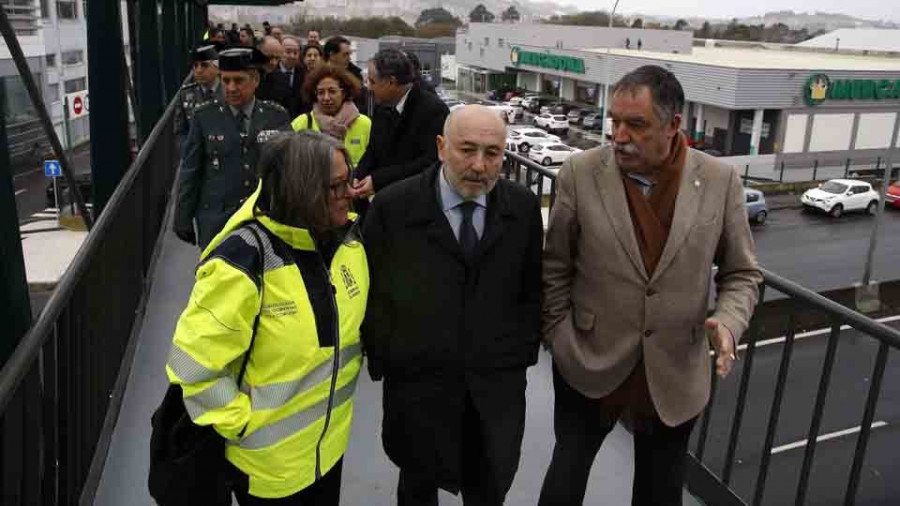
left=600, top=0, right=621, bottom=145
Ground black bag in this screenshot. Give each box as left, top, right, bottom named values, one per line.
left=149, top=225, right=266, bottom=506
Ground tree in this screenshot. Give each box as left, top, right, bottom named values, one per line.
left=695, top=21, right=712, bottom=38
left=415, top=23, right=460, bottom=38
left=416, top=7, right=460, bottom=27
left=501, top=5, right=521, bottom=23
left=542, top=11, right=628, bottom=27
left=673, top=19, right=689, bottom=31
left=469, top=4, right=495, bottom=23
left=631, top=18, right=643, bottom=28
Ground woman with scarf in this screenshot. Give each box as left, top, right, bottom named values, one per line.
left=291, top=64, right=371, bottom=167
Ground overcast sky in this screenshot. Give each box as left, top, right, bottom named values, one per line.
left=557, top=0, right=900, bottom=24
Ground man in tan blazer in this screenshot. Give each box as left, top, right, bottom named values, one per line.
left=539, top=66, right=762, bottom=506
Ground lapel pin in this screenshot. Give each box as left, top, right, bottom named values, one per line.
left=694, top=180, right=700, bottom=188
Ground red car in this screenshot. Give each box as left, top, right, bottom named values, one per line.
left=886, top=182, right=900, bottom=208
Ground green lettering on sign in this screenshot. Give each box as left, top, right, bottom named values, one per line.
left=807, top=74, right=900, bottom=105
left=510, top=46, right=586, bottom=74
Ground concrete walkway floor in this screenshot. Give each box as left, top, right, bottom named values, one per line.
left=92, top=222, right=702, bottom=505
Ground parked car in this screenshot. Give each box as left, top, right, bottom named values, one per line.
left=488, top=104, right=516, bottom=124
left=744, top=188, right=768, bottom=225
left=550, top=104, right=574, bottom=115
left=801, top=179, right=879, bottom=218
left=582, top=113, right=604, bottom=130
left=506, top=128, right=561, bottom=153
left=885, top=181, right=900, bottom=208
left=528, top=142, right=582, bottom=166
left=533, top=114, right=570, bottom=134
left=507, top=97, right=524, bottom=107
left=567, top=108, right=597, bottom=125
left=503, top=101, right=525, bottom=120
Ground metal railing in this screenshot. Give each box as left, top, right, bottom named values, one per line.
left=504, top=149, right=899, bottom=504
left=686, top=271, right=900, bottom=506
left=0, top=97, right=178, bottom=504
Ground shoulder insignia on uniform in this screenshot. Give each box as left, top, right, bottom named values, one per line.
left=180, top=82, right=199, bottom=90
left=258, top=100, right=287, bottom=113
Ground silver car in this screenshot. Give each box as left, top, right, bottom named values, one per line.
left=744, top=188, right=768, bottom=225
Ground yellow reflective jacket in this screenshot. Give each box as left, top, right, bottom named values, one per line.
left=166, top=184, right=368, bottom=498
left=290, top=111, right=371, bottom=167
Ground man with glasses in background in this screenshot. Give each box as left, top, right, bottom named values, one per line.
left=255, top=36, right=293, bottom=112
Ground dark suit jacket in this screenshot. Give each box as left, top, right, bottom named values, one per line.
left=256, top=70, right=293, bottom=113
left=361, top=164, right=543, bottom=489
left=279, top=65, right=307, bottom=118
left=355, top=84, right=449, bottom=192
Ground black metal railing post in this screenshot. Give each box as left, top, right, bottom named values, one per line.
left=845, top=158, right=851, bottom=178
left=744, top=164, right=749, bottom=186
left=695, top=361, right=719, bottom=463
left=779, top=161, right=785, bottom=183
left=137, top=0, right=164, bottom=142
left=795, top=320, right=842, bottom=504
left=161, top=0, right=179, bottom=101
left=0, top=83, right=32, bottom=368
left=812, top=159, right=819, bottom=181
left=752, top=309, right=798, bottom=506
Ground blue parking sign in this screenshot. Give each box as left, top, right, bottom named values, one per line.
left=44, top=160, right=61, bottom=177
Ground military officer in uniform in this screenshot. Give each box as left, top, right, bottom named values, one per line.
left=174, top=47, right=291, bottom=249
left=174, top=44, right=224, bottom=147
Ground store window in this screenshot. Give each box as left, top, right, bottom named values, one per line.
left=48, top=83, right=59, bottom=102
left=57, top=0, right=77, bottom=19
left=3, top=0, right=40, bottom=35
left=64, top=77, right=86, bottom=94
left=62, top=50, right=84, bottom=65
left=498, top=38, right=504, bottom=48
left=46, top=53, right=56, bottom=67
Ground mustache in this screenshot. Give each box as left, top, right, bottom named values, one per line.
left=462, top=173, right=492, bottom=183
left=614, top=142, right=640, bottom=155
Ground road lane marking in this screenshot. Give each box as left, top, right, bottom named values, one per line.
left=738, top=314, right=900, bottom=352
left=770, top=421, right=888, bottom=455
left=15, top=189, right=26, bottom=196
left=13, top=167, right=43, bottom=180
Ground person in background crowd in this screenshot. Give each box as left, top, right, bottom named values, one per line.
left=303, top=44, right=324, bottom=73
left=174, top=47, right=290, bottom=249
left=323, top=36, right=368, bottom=113
left=208, top=27, right=226, bottom=44
left=228, top=23, right=240, bottom=44
left=281, top=36, right=307, bottom=117
left=538, top=65, right=762, bottom=506
left=291, top=64, right=371, bottom=167
left=362, top=104, right=543, bottom=506
left=262, top=20, right=272, bottom=35
left=168, top=131, right=367, bottom=506
left=239, top=27, right=255, bottom=46
left=353, top=49, right=448, bottom=211
left=307, top=28, right=321, bottom=46
left=256, top=36, right=293, bottom=112
left=271, top=26, right=284, bottom=43
left=404, top=52, right=437, bottom=96
left=174, top=44, right=224, bottom=148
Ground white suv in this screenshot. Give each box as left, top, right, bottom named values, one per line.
left=533, top=114, right=570, bottom=134
left=801, top=179, right=880, bottom=218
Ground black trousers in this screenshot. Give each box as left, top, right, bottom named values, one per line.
left=229, top=458, right=343, bottom=505
left=396, top=394, right=505, bottom=506
left=538, top=366, right=697, bottom=506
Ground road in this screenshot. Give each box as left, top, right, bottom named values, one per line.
left=694, top=320, right=900, bottom=505
left=12, top=144, right=91, bottom=224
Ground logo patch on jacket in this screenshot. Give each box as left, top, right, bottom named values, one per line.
left=340, top=265, right=360, bottom=298
left=262, top=300, right=298, bottom=317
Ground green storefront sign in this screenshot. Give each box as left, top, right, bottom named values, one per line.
left=805, top=74, right=900, bottom=106
left=510, top=46, right=586, bottom=74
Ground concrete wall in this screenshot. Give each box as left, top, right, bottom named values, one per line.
left=776, top=106, right=900, bottom=166
left=461, top=23, right=693, bottom=55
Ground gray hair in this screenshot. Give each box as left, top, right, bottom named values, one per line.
left=613, top=65, right=685, bottom=124
left=256, top=130, right=351, bottom=231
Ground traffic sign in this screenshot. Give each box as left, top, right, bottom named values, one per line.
left=65, top=90, right=90, bottom=120
left=44, top=160, right=61, bottom=177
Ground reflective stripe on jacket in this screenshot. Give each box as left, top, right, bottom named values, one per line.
left=166, top=184, right=369, bottom=498
left=290, top=111, right=371, bottom=167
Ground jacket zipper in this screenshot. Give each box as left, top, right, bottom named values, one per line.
left=313, top=251, right=341, bottom=480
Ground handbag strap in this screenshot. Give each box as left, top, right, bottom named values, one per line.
left=236, top=223, right=266, bottom=386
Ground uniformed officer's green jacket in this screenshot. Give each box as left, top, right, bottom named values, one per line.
left=167, top=184, right=368, bottom=498
left=174, top=79, right=225, bottom=147
left=290, top=111, right=371, bottom=167
left=175, top=98, right=290, bottom=249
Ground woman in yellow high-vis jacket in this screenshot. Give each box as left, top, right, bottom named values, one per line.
left=291, top=63, right=371, bottom=167
left=166, top=131, right=369, bottom=504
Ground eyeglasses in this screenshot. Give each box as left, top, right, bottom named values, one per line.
left=316, top=87, right=344, bottom=99
left=329, top=179, right=351, bottom=197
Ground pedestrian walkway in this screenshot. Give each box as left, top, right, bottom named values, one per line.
left=91, top=216, right=702, bottom=505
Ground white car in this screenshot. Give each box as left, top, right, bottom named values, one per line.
left=533, top=113, right=570, bottom=134
left=506, top=128, right=560, bottom=154
left=528, top=142, right=582, bottom=166
left=488, top=105, right=516, bottom=124
left=503, top=101, right=525, bottom=119
left=507, top=97, right=524, bottom=107
left=801, top=179, right=880, bottom=218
